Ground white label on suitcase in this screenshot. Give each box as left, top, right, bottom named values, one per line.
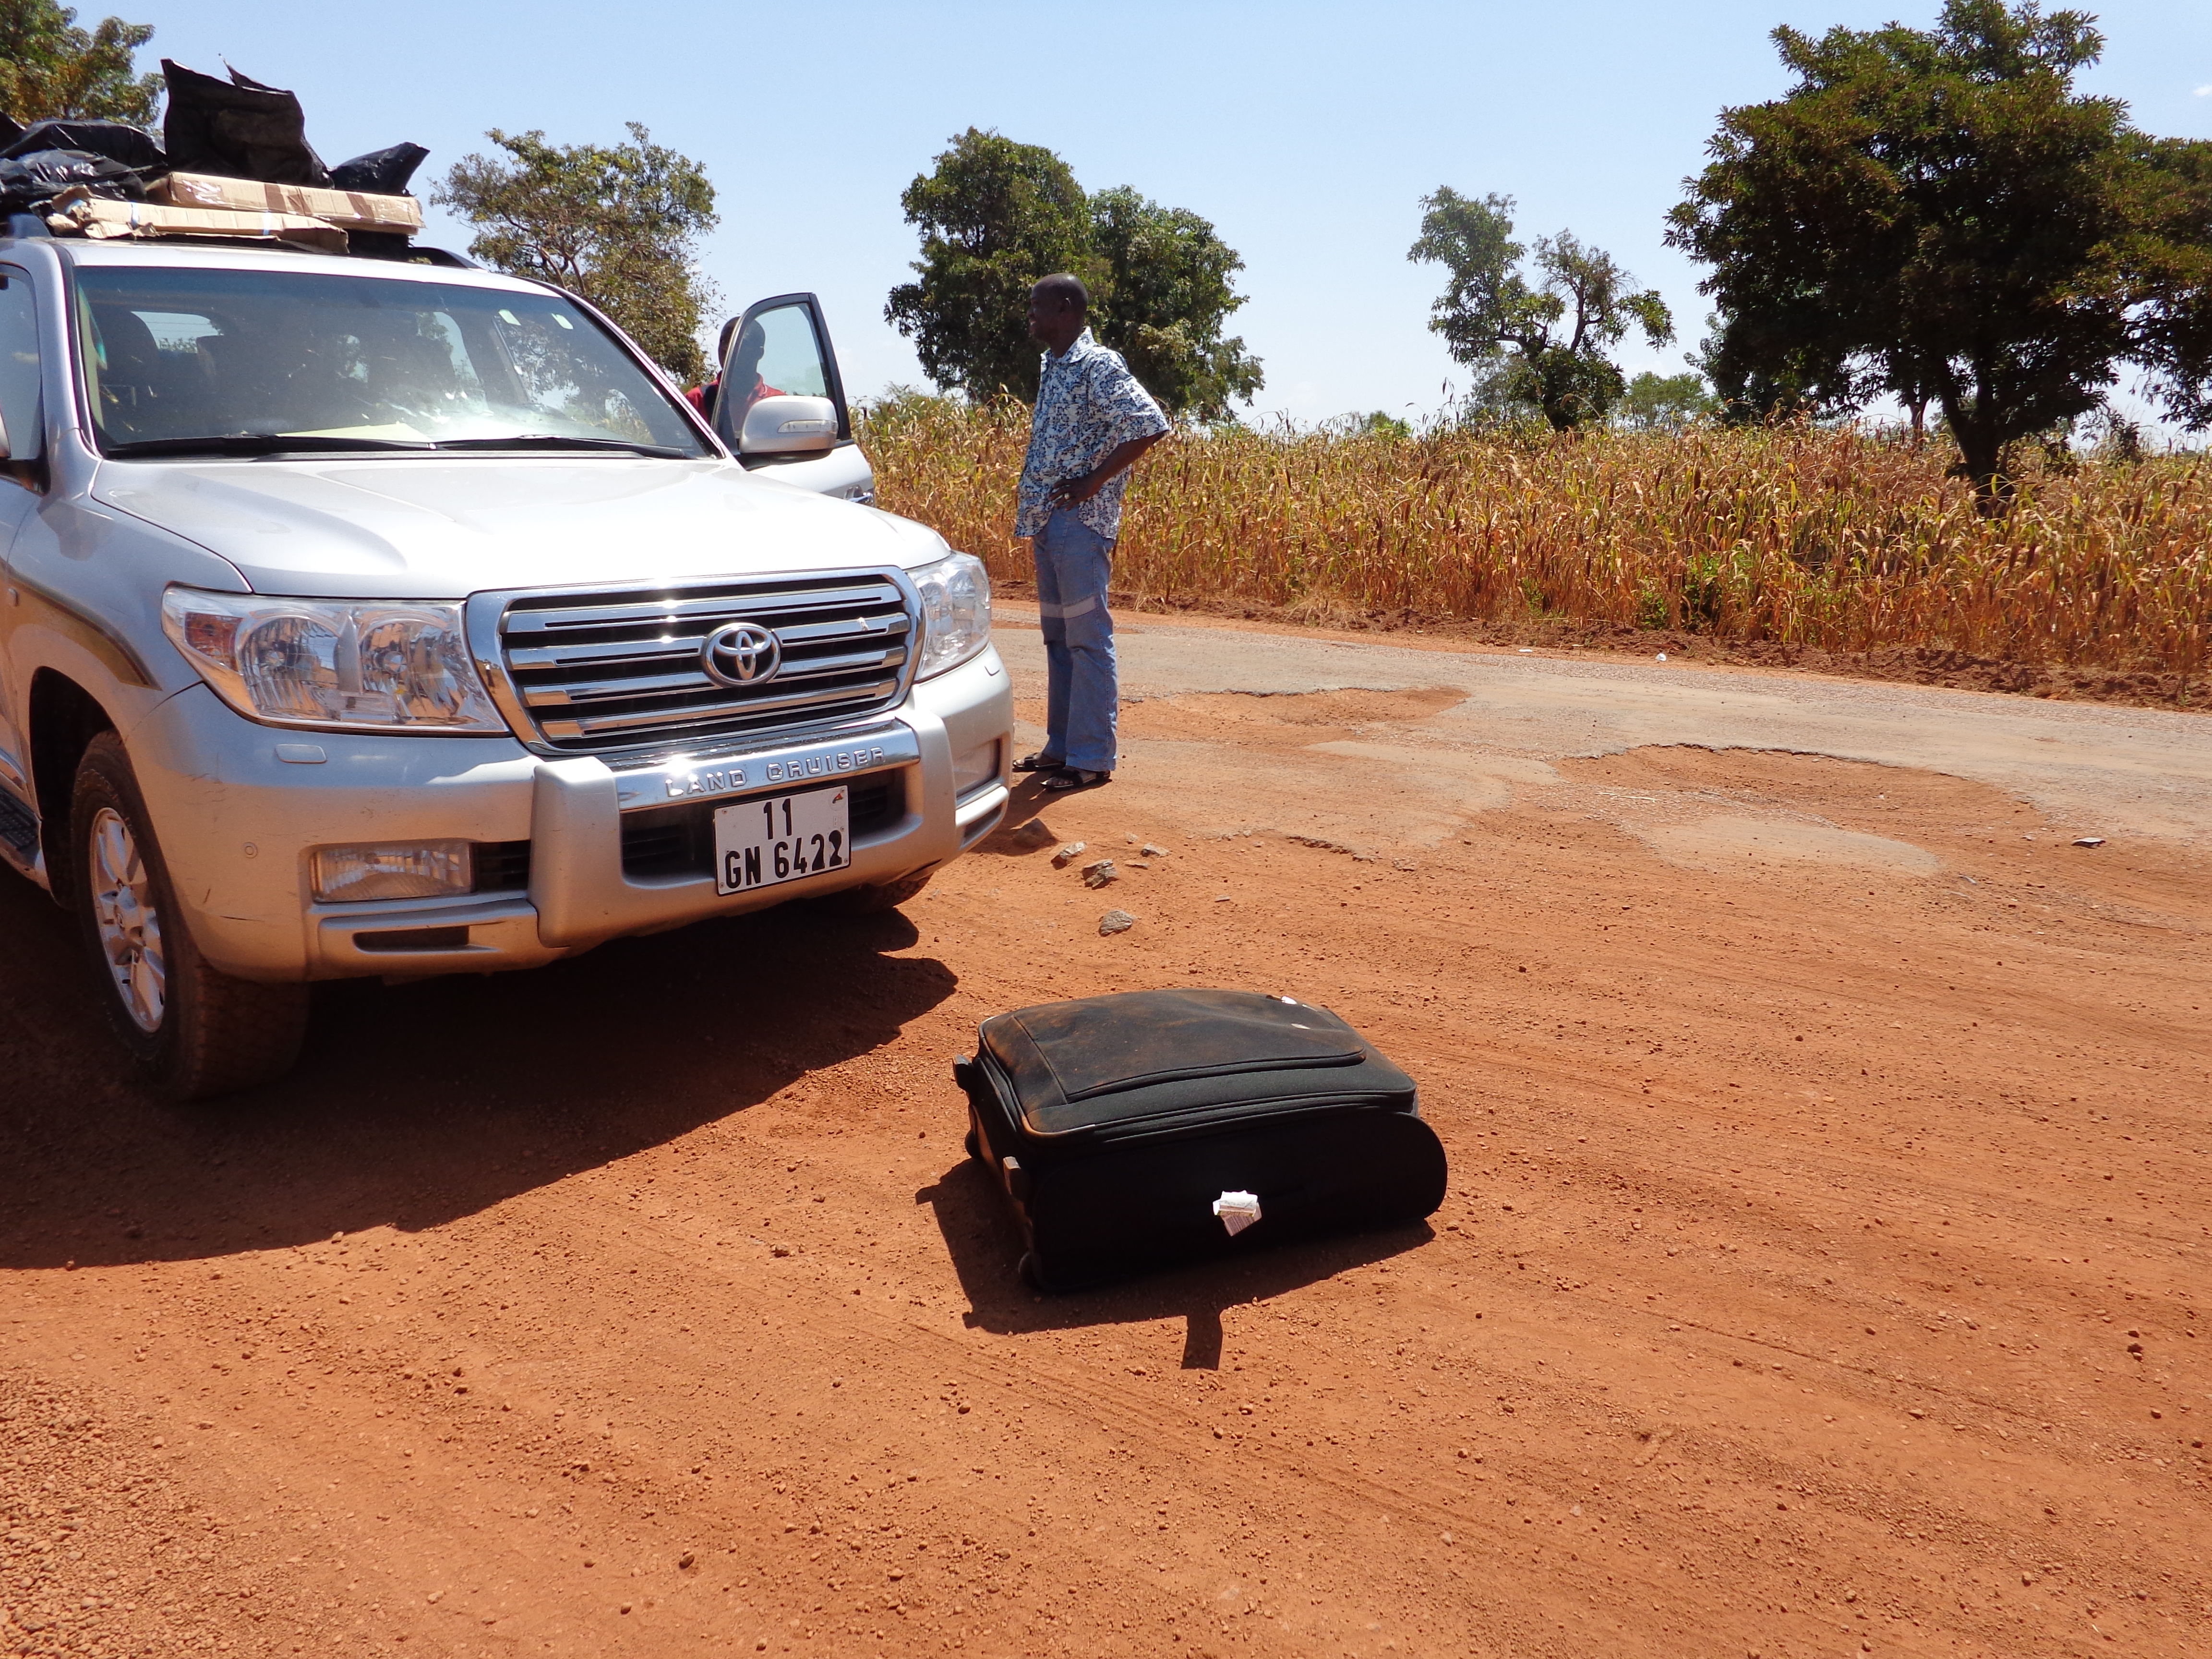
left=1213, top=1190, right=1262, bottom=1236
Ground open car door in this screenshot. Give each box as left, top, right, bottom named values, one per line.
left=712, top=292, right=874, bottom=503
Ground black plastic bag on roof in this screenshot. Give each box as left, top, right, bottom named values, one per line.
left=0, top=119, right=163, bottom=169
left=329, top=142, right=428, bottom=195
left=0, top=150, right=148, bottom=216
left=160, top=59, right=328, bottom=186
left=0, top=113, right=22, bottom=147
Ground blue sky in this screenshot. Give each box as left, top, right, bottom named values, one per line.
left=139, top=2, right=2212, bottom=425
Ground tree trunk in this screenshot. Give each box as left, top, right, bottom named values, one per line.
left=1943, top=401, right=2008, bottom=515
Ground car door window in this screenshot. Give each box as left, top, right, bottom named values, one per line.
left=714, top=300, right=836, bottom=446
left=0, top=268, right=41, bottom=464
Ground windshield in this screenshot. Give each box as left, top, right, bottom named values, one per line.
left=72, top=265, right=711, bottom=457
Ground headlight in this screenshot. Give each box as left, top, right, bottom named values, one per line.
left=909, top=552, right=991, bottom=679
left=161, top=588, right=505, bottom=733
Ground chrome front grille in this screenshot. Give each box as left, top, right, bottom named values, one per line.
left=491, top=571, right=914, bottom=753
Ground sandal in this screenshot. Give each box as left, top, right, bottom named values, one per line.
left=1040, top=767, right=1112, bottom=793
left=1013, top=751, right=1063, bottom=773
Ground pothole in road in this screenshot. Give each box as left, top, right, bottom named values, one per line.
left=1636, top=815, right=1941, bottom=877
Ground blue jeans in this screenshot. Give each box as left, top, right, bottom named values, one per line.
left=1031, top=509, right=1118, bottom=773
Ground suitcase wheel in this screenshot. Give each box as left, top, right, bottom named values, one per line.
left=1018, top=1251, right=1052, bottom=1292
left=963, top=1110, right=983, bottom=1163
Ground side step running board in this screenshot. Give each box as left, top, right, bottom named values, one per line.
left=0, top=786, right=45, bottom=881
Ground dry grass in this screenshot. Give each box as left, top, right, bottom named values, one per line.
left=860, top=397, right=2211, bottom=677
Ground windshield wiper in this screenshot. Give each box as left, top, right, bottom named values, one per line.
left=103, top=433, right=435, bottom=458
left=429, top=434, right=695, bottom=459
left=102, top=432, right=697, bottom=460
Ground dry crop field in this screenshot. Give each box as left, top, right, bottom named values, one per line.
left=861, top=400, right=2211, bottom=683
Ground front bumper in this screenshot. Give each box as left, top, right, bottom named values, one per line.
left=131, top=646, right=1012, bottom=981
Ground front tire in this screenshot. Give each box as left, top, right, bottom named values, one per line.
left=71, top=733, right=309, bottom=1101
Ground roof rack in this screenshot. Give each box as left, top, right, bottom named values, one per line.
left=0, top=215, right=477, bottom=268
left=24, top=172, right=475, bottom=266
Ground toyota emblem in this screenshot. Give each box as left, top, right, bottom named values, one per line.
left=701, top=621, right=782, bottom=686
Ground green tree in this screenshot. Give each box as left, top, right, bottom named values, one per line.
left=886, top=128, right=1098, bottom=403
left=1408, top=188, right=1672, bottom=431
left=1615, top=370, right=1716, bottom=432
left=1440, top=356, right=1541, bottom=432
left=2131, top=130, right=2212, bottom=431
left=435, top=124, right=719, bottom=381
left=1666, top=0, right=2212, bottom=502
left=1087, top=185, right=1262, bottom=420
left=0, top=0, right=158, bottom=124
left=887, top=131, right=1263, bottom=416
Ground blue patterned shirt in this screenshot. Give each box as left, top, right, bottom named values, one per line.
left=1015, top=329, right=1170, bottom=540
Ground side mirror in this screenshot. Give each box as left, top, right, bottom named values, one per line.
left=737, top=394, right=838, bottom=457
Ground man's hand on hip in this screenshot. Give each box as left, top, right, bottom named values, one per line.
left=1046, top=469, right=1104, bottom=510
left=1046, top=430, right=1167, bottom=511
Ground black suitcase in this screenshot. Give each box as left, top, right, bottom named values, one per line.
left=952, top=988, right=1448, bottom=1289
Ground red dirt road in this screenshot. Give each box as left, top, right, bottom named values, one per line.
left=3, top=670, right=2209, bottom=1659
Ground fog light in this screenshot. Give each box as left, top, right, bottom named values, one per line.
left=312, top=841, right=473, bottom=902
left=952, top=739, right=1001, bottom=798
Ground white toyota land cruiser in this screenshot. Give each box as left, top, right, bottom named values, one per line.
left=0, top=228, right=1011, bottom=1099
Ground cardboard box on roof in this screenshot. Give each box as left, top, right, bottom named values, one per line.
left=45, top=188, right=349, bottom=254
left=152, top=171, right=423, bottom=236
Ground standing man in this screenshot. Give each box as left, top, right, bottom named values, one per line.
left=1014, top=274, right=1170, bottom=793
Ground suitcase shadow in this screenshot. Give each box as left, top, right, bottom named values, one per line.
left=915, top=1158, right=1435, bottom=1370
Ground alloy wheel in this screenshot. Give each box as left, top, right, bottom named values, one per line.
left=89, top=805, right=166, bottom=1033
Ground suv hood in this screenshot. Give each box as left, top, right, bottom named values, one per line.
left=90, top=456, right=944, bottom=598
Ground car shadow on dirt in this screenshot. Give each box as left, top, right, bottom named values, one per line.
left=0, top=869, right=958, bottom=1272
left=966, top=773, right=1094, bottom=855
left=914, top=1156, right=1434, bottom=1370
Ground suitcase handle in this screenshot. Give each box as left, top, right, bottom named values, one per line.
left=952, top=1055, right=986, bottom=1109
left=955, top=1055, right=1031, bottom=1200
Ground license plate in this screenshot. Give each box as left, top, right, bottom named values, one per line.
left=712, top=786, right=850, bottom=895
